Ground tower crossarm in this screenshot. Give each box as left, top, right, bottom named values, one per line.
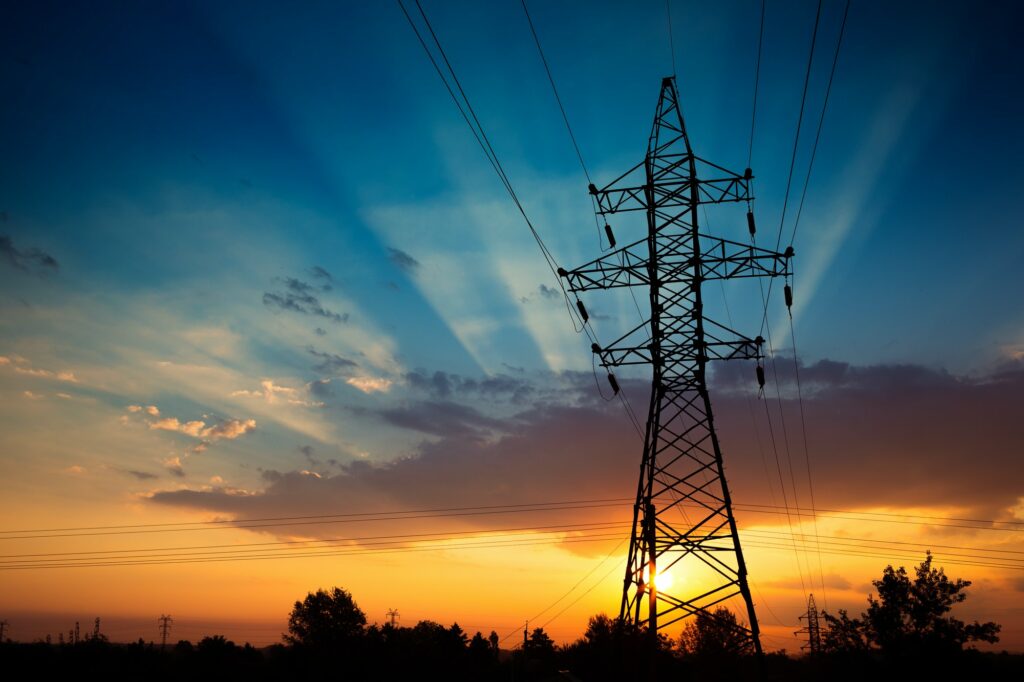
left=559, top=234, right=790, bottom=293
left=592, top=317, right=763, bottom=368
left=589, top=155, right=752, bottom=215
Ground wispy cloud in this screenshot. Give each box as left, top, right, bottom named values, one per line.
left=262, top=274, right=348, bottom=323
left=307, top=347, right=359, bottom=375
left=1, top=355, right=78, bottom=383
left=163, top=456, right=185, bottom=478
left=345, top=376, right=393, bottom=394
left=404, top=369, right=533, bottom=403
left=231, top=379, right=323, bottom=407
left=1, top=234, right=58, bottom=274
left=149, top=416, right=257, bottom=441
left=387, top=247, right=420, bottom=272
left=129, top=405, right=258, bottom=453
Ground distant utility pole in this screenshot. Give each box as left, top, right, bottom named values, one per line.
left=560, top=76, right=791, bottom=654
left=523, top=621, right=528, bottom=648
left=386, top=609, right=399, bottom=628
left=74, top=621, right=80, bottom=645
left=158, top=615, right=173, bottom=651
left=795, top=594, right=822, bottom=654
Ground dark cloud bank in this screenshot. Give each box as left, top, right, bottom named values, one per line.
left=151, top=359, right=1024, bottom=541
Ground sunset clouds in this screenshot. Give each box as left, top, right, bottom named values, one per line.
left=148, top=416, right=257, bottom=441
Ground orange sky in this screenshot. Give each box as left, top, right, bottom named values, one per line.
left=3, top=496, right=1022, bottom=651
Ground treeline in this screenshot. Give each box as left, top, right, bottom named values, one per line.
left=2, top=554, right=1023, bottom=681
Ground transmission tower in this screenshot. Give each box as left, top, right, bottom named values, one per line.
left=386, top=609, right=400, bottom=628
left=559, top=76, right=792, bottom=653
left=796, top=594, right=821, bottom=654
left=0, top=619, right=8, bottom=642
left=158, top=614, right=173, bottom=651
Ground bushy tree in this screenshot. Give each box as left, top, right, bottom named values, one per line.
left=286, top=586, right=367, bottom=649
left=523, top=627, right=555, bottom=657
left=469, top=631, right=491, bottom=656
left=822, top=552, right=1000, bottom=656
left=820, top=609, right=870, bottom=653
left=561, top=614, right=677, bottom=681
left=468, top=631, right=498, bottom=676
left=678, top=607, right=754, bottom=658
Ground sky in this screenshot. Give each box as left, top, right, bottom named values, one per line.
left=2, top=0, right=1024, bottom=652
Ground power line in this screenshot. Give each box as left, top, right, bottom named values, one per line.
left=788, top=304, right=827, bottom=608
left=742, top=539, right=1024, bottom=573
left=398, top=0, right=566, bottom=280
left=0, top=498, right=632, bottom=539
left=772, top=0, right=823, bottom=254
left=748, top=0, right=854, bottom=615
left=21, top=520, right=1024, bottom=567
left=761, top=389, right=810, bottom=601
left=7, top=505, right=1024, bottom=574
left=747, top=0, right=766, bottom=171
left=8, top=495, right=1024, bottom=543
left=535, top=554, right=624, bottom=633
left=499, top=536, right=627, bottom=645
left=0, top=532, right=628, bottom=571
left=400, top=0, right=657, bottom=554
left=788, top=0, right=851, bottom=248
left=765, top=319, right=819, bottom=598
left=398, top=0, right=592, bottom=341
left=0, top=520, right=628, bottom=560
left=755, top=0, right=824, bottom=337
left=701, top=203, right=801, bottom=630
left=397, top=0, right=638, bottom=446
left=521, top=0, right=591, bottom=186
left=743, top=528, right=1024, bottom=564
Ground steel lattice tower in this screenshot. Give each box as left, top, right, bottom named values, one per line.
left=559, top=77, right=792, bottom=652
left=796, top=594, right=822, bottom=654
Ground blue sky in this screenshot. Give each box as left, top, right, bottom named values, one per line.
left=2, top=0, right=1024, bottom=647
left=3, top=0, right=1022, bottom=382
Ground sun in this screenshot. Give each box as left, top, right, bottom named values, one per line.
left=643, top=566, right=675, bottom=592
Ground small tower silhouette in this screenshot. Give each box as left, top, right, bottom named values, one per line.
left=795, top=593, right=822, bottom=654
left=158, top=615, right=173, bottom=651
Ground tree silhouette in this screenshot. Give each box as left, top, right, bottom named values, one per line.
left=448, top=622, right=468, bottom=648
left=469, top=631, right=490, bottom=655
left=678, top=607, right=754, bottom=658
left=468, top=631, right=497, bottom=676
left=523, top=627, right=554, bottom=656
left=562, top=614, right=677, bottom=681
left=822, top=552, right=1000, bottom=656
left=285, top=586, right=367, bottom=649
left=488, top=629, right=499, bottom=654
